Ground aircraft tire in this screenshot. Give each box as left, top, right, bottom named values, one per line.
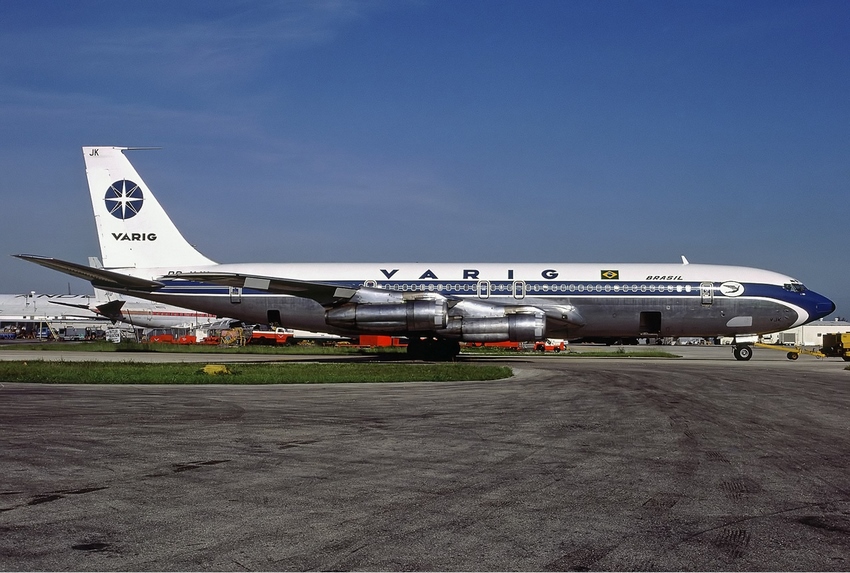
left=733, top=345, right=753, bottom=361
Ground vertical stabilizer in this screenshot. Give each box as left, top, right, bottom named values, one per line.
left=83, top=147, right=216, bottom=269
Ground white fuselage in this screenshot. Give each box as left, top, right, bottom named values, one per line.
left=101, top=261, right=833, bottom=340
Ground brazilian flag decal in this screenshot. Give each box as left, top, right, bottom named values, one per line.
left=601, top=270, right=619, bottom=280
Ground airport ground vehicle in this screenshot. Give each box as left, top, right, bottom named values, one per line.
left=356, top=335, right=407, bottom=348
left=58, top=326, right=89, bottom=341
left=465, top=341, right=523, bottom=350
left=754, top=332, right=850, bottom=361
left=821, top=333, right=850, bottom=361
left=534, top=339, right=567, bottom=352
left=247, top=326, right=294, bottom=345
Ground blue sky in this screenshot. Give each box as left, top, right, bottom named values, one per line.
left=1, top=0, right=848, bottom=316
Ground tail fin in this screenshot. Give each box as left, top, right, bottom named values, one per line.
left=83, top=147, right=216, bottom=269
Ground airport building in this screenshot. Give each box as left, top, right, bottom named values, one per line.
left=760, top=318, right=850, bottom=347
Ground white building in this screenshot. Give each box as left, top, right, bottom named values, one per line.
left=760, top=318, right=850, bottom=347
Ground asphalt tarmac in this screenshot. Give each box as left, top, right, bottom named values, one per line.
left=1, top=349, right=849, bottom=571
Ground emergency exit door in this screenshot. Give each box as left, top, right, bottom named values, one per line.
left=700, top=282, right=713, bottom=306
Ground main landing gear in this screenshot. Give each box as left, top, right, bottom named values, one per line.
left=406, top=336, right=461, bottom=361
left=732, top=344, right=753, bottom=361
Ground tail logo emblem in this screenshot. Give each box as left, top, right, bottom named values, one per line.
left=105, top=180, right=144, bottom=220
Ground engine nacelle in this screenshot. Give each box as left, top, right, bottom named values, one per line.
left=440, top=314, right=546, bottom=342
left=325, top=300, right=448, bottom=332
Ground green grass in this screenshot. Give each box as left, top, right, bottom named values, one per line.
left=0, top=361, right=513, bottom=384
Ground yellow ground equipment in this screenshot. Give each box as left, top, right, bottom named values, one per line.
left=820, top=332, right=850, bottom=361
left=755, top=332, right=850, bottom=361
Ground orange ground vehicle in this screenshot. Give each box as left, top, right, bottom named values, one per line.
left=465, top=341, right=523, bottom=350
left=533, top=339, right=567, bottom=353
left=356, top=335, right=408, bottom=348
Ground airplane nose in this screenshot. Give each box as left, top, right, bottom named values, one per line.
left=817, top=301, right=836, bottom=316
left=811, top=292, right=836, bottom=320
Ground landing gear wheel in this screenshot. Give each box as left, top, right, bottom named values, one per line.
left=733, top=345, right=753, bottom=361
left=787, top=352, right=799, bottom=360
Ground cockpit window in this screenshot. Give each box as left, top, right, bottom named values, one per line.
left=783, top=282, right=807, bottom=293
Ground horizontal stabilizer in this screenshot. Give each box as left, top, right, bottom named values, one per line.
left=13, top=254, right=164, bottom=291
left=95, top=299, right=126, bottom=322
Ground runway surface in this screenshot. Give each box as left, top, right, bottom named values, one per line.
left=1, top=349, right=849, bottom=570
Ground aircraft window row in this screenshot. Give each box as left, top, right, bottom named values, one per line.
left=380, top=283, right=696, bottom=294
left=526, top=284, right=693, bottom=294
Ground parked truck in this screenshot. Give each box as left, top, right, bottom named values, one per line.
left=247, top=326, right=295, bottom=346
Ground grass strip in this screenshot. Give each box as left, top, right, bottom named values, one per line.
left=0, top=361, right=513, bottom=384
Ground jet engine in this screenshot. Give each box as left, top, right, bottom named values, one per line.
left=325, top=299, right=448, bottom=332
left=439, top=313, right=545, bottom=342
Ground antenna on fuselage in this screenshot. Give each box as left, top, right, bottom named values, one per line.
left=681, top=255, right=690, bottom=265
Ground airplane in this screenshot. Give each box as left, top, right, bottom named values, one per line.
left=0, top=292, right=110, bottom=325
left=14, top=146, right=836, bottom=361
left=0, top=288, right=221, bottom=330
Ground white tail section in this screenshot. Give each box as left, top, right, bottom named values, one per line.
left=83, top=147, right=215, bottom=269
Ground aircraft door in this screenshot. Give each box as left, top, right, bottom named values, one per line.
left=229, top=286, right=242, bottom=304
left=512, top=280, right=526, bottom=300
left=700, top=282, right=713, bottom=306
left=477, top=280, right=490, bottom=299
left=640, top=311, right=662, bottom=335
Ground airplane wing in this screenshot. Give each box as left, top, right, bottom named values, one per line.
left=175, top=272, right=368, bottom=306
left=13, top=255, right=164, bottom=291
left=535, top=303, right=587, bottom=328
